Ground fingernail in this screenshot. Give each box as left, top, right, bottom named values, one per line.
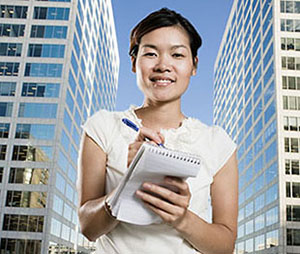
left=143, top=183, right=151, bottom=189
left=136, top=190, right=143, bottom=196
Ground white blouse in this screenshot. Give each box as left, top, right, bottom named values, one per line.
left=82, top=106, right=236, bottom=254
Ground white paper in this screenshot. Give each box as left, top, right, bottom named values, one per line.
left=108, top=143, right=201, bottom=225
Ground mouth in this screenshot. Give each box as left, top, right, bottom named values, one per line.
left=150, top=77, right=175, bottom=87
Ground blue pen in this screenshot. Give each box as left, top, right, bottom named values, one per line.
left=122, top=118, right=165, bottom=148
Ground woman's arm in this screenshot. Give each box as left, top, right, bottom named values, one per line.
left=77, top=133, right=119, bottom=242
left=136, top=151, right=238, bottom=254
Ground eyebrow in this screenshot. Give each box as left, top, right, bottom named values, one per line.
left=141, top=44, right=188, bottom=50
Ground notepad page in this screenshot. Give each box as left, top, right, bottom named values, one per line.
left=110, top=143, right=202, bottom=225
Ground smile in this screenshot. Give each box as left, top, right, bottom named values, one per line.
left=150, top=78, right=174, bottom=87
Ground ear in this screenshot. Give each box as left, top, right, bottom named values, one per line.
left=192, top=56, right=198, bottom=76
left=131, top=56, right=136, bottom=73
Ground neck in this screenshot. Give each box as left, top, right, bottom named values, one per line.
left=135, top=100, right=186, bottom=131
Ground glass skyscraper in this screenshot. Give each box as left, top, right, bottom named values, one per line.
left=214, top=0, right=300, bottom=253
left=0, top=0, right=119, bottom=253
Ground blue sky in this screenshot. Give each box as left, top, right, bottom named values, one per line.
left=112, top=0, right=233, bottom=125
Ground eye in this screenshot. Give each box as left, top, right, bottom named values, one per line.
left=172, top=53, right=184, bottom=58
left=143, top=52, right=157, bottom=57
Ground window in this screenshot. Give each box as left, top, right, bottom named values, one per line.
left=18, top=102, right=57, bottom=118
left=56, top=172, right=65, bottom=194
left=283, top=96, right=300, bottom=110
left=255, top=234, right=265, bottom=251
left=0, top=24, right=25, bottom=37
left=12, top=145, right=53, bottom=162
left=15, top=124, right=55, bottom=140
left=266, top=229, right=278, bottom=248
left=0, top=43, right=22, bottom=56
left=287, top=205, right=300, bottom=221
left=0, top=102, right=12, bottom=117
left=264, top=100, right=275, bottom=124
left=245, top=238, right=253, bottom=253
left=285, top=116, right=299, bottom=131
left=284, top=137, right=300, bottom=153
left=266, top=161, right=278, bottom=184
left=287, top=228, right=300, bottom=245
left=0, top=82, right=16, bottom=96
left=255, top=214, right=265, bottom=232
left=265, top=120, right=276, bottom=143
left=245, top=219, right=253, bottom=235
left=50, top=218, right=61, bottom=237
left=0, top=123, right=9, bottom=138
left=0, top=62, right=19, bottom=76
left=0, top=167, right=3, bottom=183
left=2, top=214, right=44, bottom=232
left=0, top=145, right=7, bottom=160
left=286, top=159, right=300, bottom=175
left=287, top=182, right=291, bottom=197
left=265, top=140, right=277, bottom=164
left=28, top=44, right=65, bottom=58
left=33, top=7, right=70, bottom=20
left=53, top=194, right=63, bottom=215
left=0, top=5, right=28, bottom=18
left=5, top=190, right=47, bottom=208
left=264, top=61, right=274, bottom=86
left=282, top=56, right=300, bottom=70
left=0, top=238, right=41, bottom=254
left=281, top=37, right=300, bottom=51
left=292, top=138, right=299, bottom=152
left=30, top=25, right=67, bottom=38
left=281, top=0, right=300, bottom=13
left=22, top=82, right=60, bottom=97
left=264, top=44, right=273, bottom=69
left=281, top=18, right=300, bottom=32
left=282, top=76, right=300, bottom=90
left=266, top=184, right=278, bottom=204
left=266, top=206, right=278, bottom=226
left=293, top=182, right=300, bottom=197
left=24, top=63, right=62, bottom=77
left=8, top=168, right=49, bottom=184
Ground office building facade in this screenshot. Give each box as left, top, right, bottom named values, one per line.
left=0, top=0, right=119, bottom=253
left=214, top=0, right=300, bottom=253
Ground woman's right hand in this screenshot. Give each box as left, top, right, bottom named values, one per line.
left=127, top=126, right=164, bottom=167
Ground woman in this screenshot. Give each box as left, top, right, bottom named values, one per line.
left=77, top=8, right=238, bottom=254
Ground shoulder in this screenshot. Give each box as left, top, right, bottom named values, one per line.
left=187, top=118, right=236, bottom=176
left=82, top=109, right=126, bottom=152
left=84, top=109, right=125, bottom=129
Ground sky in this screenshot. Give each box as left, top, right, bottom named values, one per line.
left=111, top=0, right=233, bottom=125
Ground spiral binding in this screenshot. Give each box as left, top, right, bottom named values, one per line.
left=148, top=145, right=201, bottom=165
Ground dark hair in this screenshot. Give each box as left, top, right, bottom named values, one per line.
left=129, top=8, right=202, bottom=65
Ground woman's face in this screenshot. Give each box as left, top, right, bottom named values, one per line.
left=132, top=25, right=197, bottom=105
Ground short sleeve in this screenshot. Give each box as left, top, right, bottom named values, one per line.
left=81, top=110, right=111, bottom=153
left=210, top=126, right=237, bottom=176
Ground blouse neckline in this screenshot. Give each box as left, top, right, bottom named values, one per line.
left=125, top=105, right=194, bottom=134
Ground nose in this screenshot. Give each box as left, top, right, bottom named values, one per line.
left=153, top=54, right=171, bottom=72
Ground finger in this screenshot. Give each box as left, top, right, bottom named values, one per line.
left=164, top=177, right=190, bottom=196
left=136, top=126, right=163, bottom=144
left=136, top=189, right=181, bottom=214
left=158, top=132, right=165, bottom=144
left=142, top=182, right=189, bottom=209
left=143, top=202, right=176, bottom=225
left=127, top=142, right=144, bottom=166
left=136, top=190, right=187, bottom=226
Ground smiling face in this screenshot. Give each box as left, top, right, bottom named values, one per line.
left=132, top=25, right=198, bottom=106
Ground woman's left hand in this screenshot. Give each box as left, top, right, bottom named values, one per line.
left=136, top=176, right=191, bottom=228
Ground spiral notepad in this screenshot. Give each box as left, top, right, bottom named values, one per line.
left=108, top=143, right=202, bottom=225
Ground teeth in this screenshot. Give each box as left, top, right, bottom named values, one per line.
left=154, top=79, right=172, bottom=86
left=156, top=79, right=171, bottom=82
